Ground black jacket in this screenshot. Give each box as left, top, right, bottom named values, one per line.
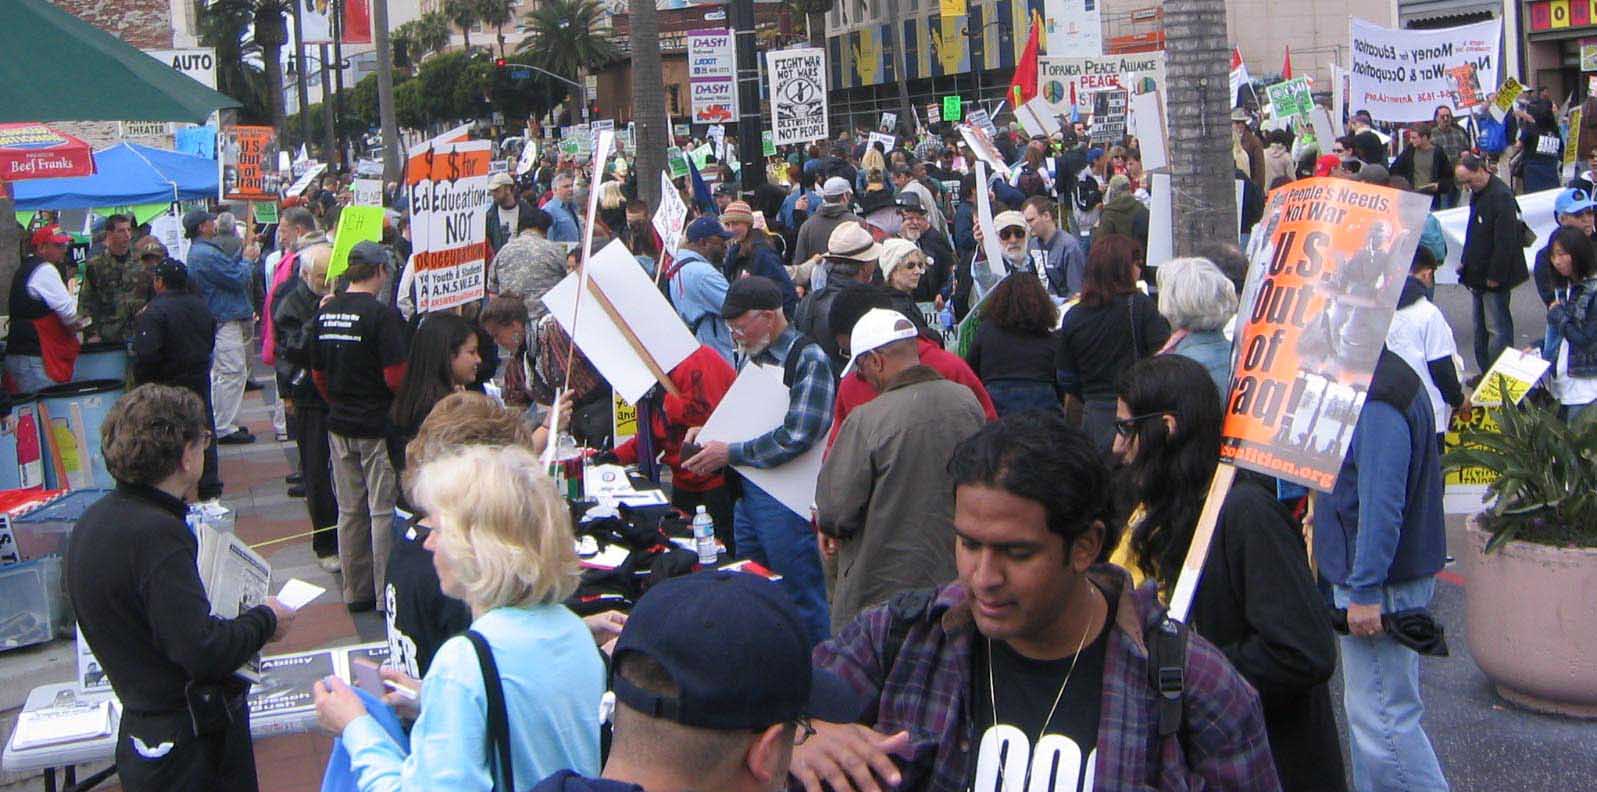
left=271, top=279, right=326, bottom=407
left=1189, top=480, right=1346, bottom=792
left=1389, top=145, right=1454, bottom=198
left=67, top=484, right=277, bottom=712
left=484, top=200, right=541, bottom=256
left=1460, top=175, right=1527, bottom=291
left=911, top=228, right=957, bottom=303
left=132, top=289, right=217, bottom=391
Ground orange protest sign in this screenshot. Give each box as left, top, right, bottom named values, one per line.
left=1221, top=178, right=1431, bottom=491
left=404, top=139, right=493, bottom=313
left=220, top=126, right=282, bottom=201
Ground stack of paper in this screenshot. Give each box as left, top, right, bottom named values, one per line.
left=12, top=699, right=115, bottom=750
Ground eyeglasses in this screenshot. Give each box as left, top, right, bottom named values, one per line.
left=1113, top=412, right=1169, bottom=438
left=999, top=228, right=1027, bottom=240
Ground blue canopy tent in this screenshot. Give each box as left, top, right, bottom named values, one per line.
left=12, top=142, right=217, bottom=210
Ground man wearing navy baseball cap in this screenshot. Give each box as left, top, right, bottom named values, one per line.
left=664, top=217, right=736, bottom=363
left=530, top=571, right=863, bottom=792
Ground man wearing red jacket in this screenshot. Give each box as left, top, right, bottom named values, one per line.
left=608, top=345, right=738, bottom=552
left=824, top=286, right=996, bottom=452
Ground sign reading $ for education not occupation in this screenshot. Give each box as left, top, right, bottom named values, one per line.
left=767, top=48, right=828, bottom=146
left=1221, top=177, right=1430, bottom=491
left=406, top=140, right=492, bottom=313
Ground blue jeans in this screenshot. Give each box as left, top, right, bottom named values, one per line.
left=983, top=379, right=1058, bottom=417
left=1333, top=578, right=1450, bottom=792
left=5, top=355, right=53, bottom=394
left=734, top=480, right=830, bottom=646
left=1470, top=288, right=1514, bottom=373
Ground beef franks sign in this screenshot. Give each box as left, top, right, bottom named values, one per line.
left=767, top=48, right=828, bottom=146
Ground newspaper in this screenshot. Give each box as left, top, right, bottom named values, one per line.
left=196, top=523, right=272, bottom=683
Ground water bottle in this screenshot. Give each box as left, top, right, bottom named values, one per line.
left=692, top=506, right=717, bottom=567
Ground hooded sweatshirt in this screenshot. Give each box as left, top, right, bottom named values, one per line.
left=793, top=201, right=862, bottom=266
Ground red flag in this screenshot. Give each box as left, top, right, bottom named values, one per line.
left=342, top=0, right=372, bottom=45
left=1282, top=45, right=1292, bottom=80
left=1231, top=46, right=1244, bottom=72
left=1008, top=12, right=1042, bottom=109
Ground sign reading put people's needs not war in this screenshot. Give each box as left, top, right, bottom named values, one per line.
left=1348, top=17, right=1502, bottom=123
left=767, top=48, right=828, bottom=146
left=405, top=140, right=492, bottom=313
left=1221, top=177, right=1431, bottom=491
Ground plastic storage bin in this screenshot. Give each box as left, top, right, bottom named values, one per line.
left=8, top=489, right=109, bottom=562
left=0, top=557, right=67, bottom=651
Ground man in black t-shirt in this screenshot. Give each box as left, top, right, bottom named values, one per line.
left=312, top=241, right=408, bottom=613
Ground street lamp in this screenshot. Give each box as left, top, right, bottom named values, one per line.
left=498, top=60, right=590, bottom=125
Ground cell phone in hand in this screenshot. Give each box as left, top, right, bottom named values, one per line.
left=351, top=657, right=385, bottom=698
left=680, top=442, right=703, bottom=461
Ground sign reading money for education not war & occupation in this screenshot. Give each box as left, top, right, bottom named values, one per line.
left=1221, top=177, right=1430, bottom=491
left=405, top=140, right=492, bottom=313
left=1348, top=17, right=1502, bottom=123
left=767, top=48, right=828, bottom=146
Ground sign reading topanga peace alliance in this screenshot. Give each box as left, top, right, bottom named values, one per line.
left=1348, top=18, right=1502, bottom=123
left=767, top=48, right=828, bottom=146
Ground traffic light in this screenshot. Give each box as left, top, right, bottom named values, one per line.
left=495, top=58, right=507, bottom=69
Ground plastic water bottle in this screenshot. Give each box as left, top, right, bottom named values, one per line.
left=692, top=506, right=717, bottom=567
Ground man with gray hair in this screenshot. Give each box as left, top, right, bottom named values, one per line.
left=1156, top=257, right=1239, bottom=396
left=793, top=177, right=862, bottom=267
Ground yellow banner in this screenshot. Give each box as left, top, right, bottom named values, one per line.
left=940, top=0, right=965, bottom=18
left=612, top=391, right=638, bottom=444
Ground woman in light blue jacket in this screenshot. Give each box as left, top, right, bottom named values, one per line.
left=1155, top=257, right=1239, bottom=398
left=314, top=444, right=605, bottom=791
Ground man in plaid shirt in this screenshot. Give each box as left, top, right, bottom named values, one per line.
left=792, top=412, right=1280, bottom=792
left=684, top=276, right=836, bottom=646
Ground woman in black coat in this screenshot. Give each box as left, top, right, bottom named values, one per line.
left=1108, top=354, right=1345, bottom=792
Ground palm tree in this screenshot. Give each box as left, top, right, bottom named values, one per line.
left=793, top=0, right=833, bottom=50
left=631, top=0, right=667, bottom=207
left=443, top=0, right=480, bottom=52
left=203, top=1, right=293, bottom=135
left=476, top=0, right=516, bottom=58
left=1164, top=0, right=1237, bottom=255
left=412, top=12, right=454, bottom=59
left=373, top=0, right=403, bottom=181
left=196, top=0, right=271, bottom=125
left=518, top=0, right=620, bottom=121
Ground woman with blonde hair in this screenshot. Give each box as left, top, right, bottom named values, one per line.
left=313, top=444, right=605, bottom=791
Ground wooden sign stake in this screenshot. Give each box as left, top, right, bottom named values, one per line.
left=1165, top=462, right=1238, bottom=623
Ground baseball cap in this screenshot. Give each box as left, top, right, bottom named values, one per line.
left=1314, top=154, right=1341, bottom=178
left=685, top=216, right=734, bottom=243
left=714, top=182, right=737, bottom=197
left=153, top=259, right=188, bottom=287
left=610, top=571, right=864, bottom=729
left=822, top=177, right=853, bottom=198
left=993, top=210, right=1027, bottom=232
left=488, top=172, right=515, bottom=190
left=30, top=225, right=70, bottom=248
left=826, top=221, right=882, bottom=263
left=347, top=240, right=388, bottom=268
left=132, top=235, right=167, bottom=259
left=720, top=275, right=784, bottom=320
left=1555, top=187, right=1597, bottom=216
left=182, top=209, right=215, bottom=238
left=841, top=307, right=919, bottom=377
left=1086, top=147, right=1105, bottom=164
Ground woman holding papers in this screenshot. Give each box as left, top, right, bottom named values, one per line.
left=314, top=445, right=605, bottom=791
left=1107, top=355, right=1343, bottom=792
left=1542, top=226, right=1597, bottom=421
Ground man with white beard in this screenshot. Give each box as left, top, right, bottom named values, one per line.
left=957, top=211, right=1037, bottom=313
left=896, top=193, right=956, bottom=303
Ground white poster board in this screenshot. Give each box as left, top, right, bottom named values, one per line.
left=1433, top=187, right=1558, bottom=285
left=653, top=171, right=689, bottom=257
left=409, top=140, right=492, bottom=313
left=286, top=163, right=326, bottom=198
left=959, top=124, right=1011, bottom=178
left=768, top=48, right=829, bottom=146
left=1045, top=0, right=1102, bottom=57
left=540, top=240, right=699, bottom=405
left=1348, top=18, right=1502, bottom=122
left=1016, top=95, right=1062, bottom=139
left=351, top=178, right=383, bottom=206
left=1128, top=90, right=1167, bottom=171
left=974, top=161, right=1004, bottom=273
left=1038, top=53, right=1167, bottom=116
left=867, top=132, right=896, bottom=154
left=697, top=363, right=825, bottom=520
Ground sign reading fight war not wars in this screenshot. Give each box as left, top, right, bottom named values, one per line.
left=1348, top=17, right=1501, bottom=123
left=767, top=48, right=828, bottom=146
left=406, top=140, right=492, bottom=313
left=220, top=126, right=282, bottom=202
left=1221, top=178, right=1430, bottom=491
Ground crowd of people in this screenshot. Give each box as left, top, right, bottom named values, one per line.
left=31, top=77, right=1597, bottom=792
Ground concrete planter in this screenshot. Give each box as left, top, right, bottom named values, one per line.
left=1464, top=517, right=1597, bottom=718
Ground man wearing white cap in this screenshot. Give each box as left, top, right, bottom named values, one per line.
left=816, top=308, right=986, bottom=632
left=793, top=177, right=862, bottom=267
left=955, top=210, right=1034, bottom=314
left=484, top=172, right=539, bottom=257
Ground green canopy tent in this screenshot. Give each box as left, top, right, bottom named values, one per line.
left=0, top=0, right=240, bottom=123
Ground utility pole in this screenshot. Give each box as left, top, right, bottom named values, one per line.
left=291, top=0, right=312, bottom=148
left=730, top=0, right=763, bottom=192
left=332, top=0, right=347, bottom=169
left=320, top=44, right=337, bottom=167
left=372, top=0, right=402, bottom=182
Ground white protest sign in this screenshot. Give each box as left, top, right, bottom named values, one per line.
left=516, top=141, right=538, bottom=176
left=698, top=363, right=825, bottom=520
left=1046, top=0, right=1103, bottom=57
left=286, top=163, right=326, bottom=198
left=1016, top=95, right=1061, bottom=139
left=966, top=108, right=998, bottom=137
left=867, top=132, right=896, bottom=154
left=1038, top=53, right=1166, bottom=116
left=1348, top=17, right=1502, bottom=122
left=407, top=140, right=492, bottom=313
left=540, top=240, right=699, bottom=405
left=688, top=28, right=738, bottom=123
left=707, top=124, right=727, bottom=162
left=880, top=111, right=898, bottom=132
left=653, top=171, right=688, bottom=257
left=974, top=161, right=1004, bottom=275
left=1147, top=173, right=1172, bottom=269
left=1308, top=106, right=1336, bottom=150
left=959, top=123, right=1011, bottom=178
left=143, top=47, right=218, bottom=90
left=768, top=48, right=828, bottom=146
left=591, top=119, right=615, bottom=154
left=351, top=178, right=383, bottom=206
left=151, top=211, right=189, bottom=263
left=1128, top=90, right=1168, bottom=171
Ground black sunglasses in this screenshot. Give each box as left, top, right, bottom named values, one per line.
left=1113, top=412, right=1170, bottom=438
left=998, top=228, right=1026, bottom=240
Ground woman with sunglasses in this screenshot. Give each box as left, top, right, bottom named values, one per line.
left=1108, top=355, right=1343, bottom=792
left=876, top=239, right=934, bottom=336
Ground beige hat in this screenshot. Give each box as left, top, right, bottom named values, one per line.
left=993, top=210, right=1027, bottom=233
left=827, top=221, right=883, bottom=263
left=488, top=172, right=515, bottom=190
left=878, top=238, right=923, bottom=282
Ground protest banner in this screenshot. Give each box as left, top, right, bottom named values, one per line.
left=966, top=108, right=998, bottom=137
left=973, top=161, right=1005, bottom=297
left=762, top=130, right=776, bottom=157
left=699, top=363, right=825, bottom=520
left=707, top=124, right=726, bottom=161
left=251, top=201, right=278, bottom=225
left=1165, top=178, right=1430, bottom=621
left=1449, top=63, right=1484, bottom=108
left=942, top=95, right=963, bottom=122
left=286, top=163, right=326, bottom=198
left=1348, top=17, right=1502, bottom=123
left=351, top=178, right=383, bottom=206
left=219, top=126, right=281, bottom=201
left=1308, top=107, right=1336, bottom=155
left=653, top=171, right=688, bottom=258
left=866, top=132, right=896, bottom=154
left=1088, top=89, right=1127, bottom=145
left=688, top=29, right=737, bottom=123
left=767, top=48, right=828, bottom=146
left=1016, top=95, right=1062, bottom=139
left=1490, top=76, right=1524, bottom=122
left=612, top=391, right=638, bottom=444
left=326, top=205, right=386, bottom=283
left=1473, top=347, right=1551, bottom=407
left=1045, top=0, right=1103, bottom=57
left=516, top=141, right=538, bottom=176
left=879, top=112, right=897, bottom=133
left=688, top=143, right=714, bottom=171
left=926, top=103, right=942, bottom=124
left=1128, top=90, right=1168, bottom=171
left=666, top=147, right=690, bottom=179
left=1266, top=77, right=1313, bottom=120
left=1442, top=405, right=1499, bottom=514
left=405, top=139, right=492, bottom=313
left=1038, top=53, right=1166, bottom=115
left=1568, top=108, right=1584, bottom=173
left=1433, top=185, right=1556, bottom=285
left=959, top=123, right=1011, bottom=178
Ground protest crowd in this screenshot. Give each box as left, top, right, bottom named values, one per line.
left=7, top=6, right=1597, bottom=792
